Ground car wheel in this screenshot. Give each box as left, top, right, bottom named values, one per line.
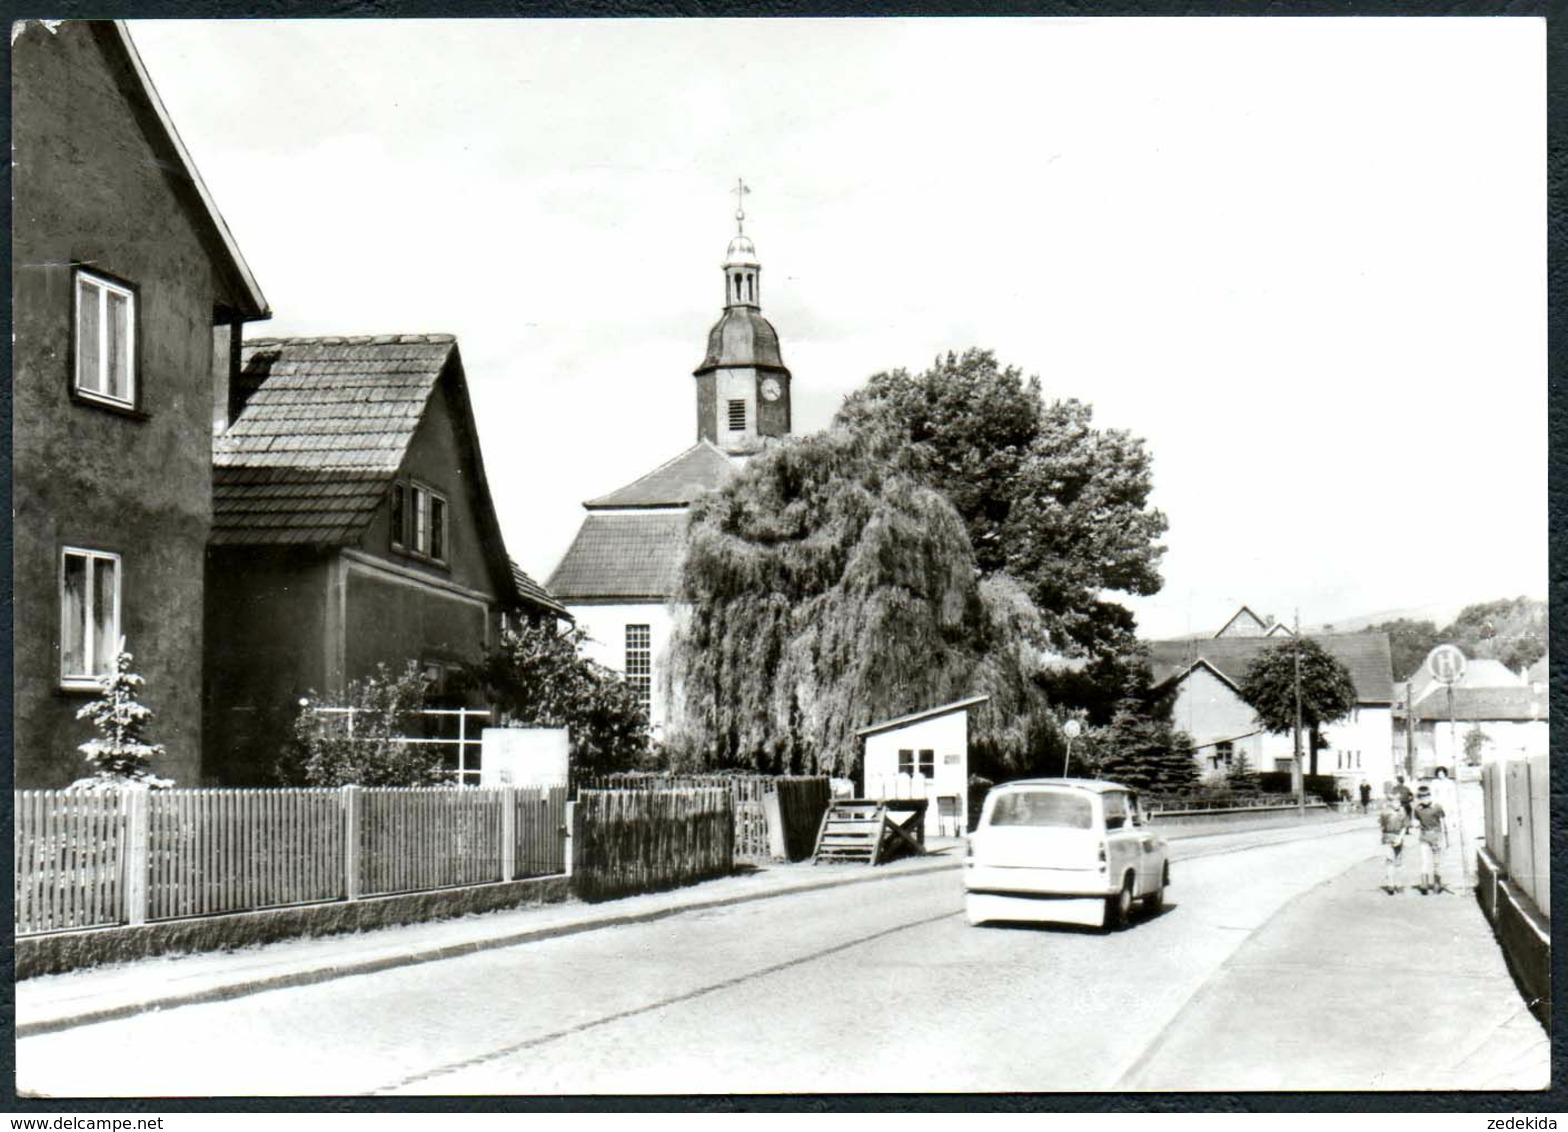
left=1105, top=874, right=1134, bottom=931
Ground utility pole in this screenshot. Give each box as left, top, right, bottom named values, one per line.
left=1293, top=609, right=1305, bottom=815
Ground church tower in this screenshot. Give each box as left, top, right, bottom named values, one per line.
left=693, top=179, right=792, bottom=454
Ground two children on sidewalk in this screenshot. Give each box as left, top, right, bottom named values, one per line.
left=1379, top=782, right=1449, bottom=895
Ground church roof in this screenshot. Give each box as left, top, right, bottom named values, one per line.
left=585, top=442, right=735, bottom=509
left=1148, top=632, right=1395, bottom=704
left=696, top=307, right=788, bottom=374
left=547, top=512, right=690, bottom=602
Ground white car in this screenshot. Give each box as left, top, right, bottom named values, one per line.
left=963, top=778, right=1170, bottom=930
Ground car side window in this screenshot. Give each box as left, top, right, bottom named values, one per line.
left=1103, top=792, right=1127, bottom=831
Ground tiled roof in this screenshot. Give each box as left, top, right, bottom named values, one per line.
left=511, top=561, right=568, bottom=618
left=1409, top=657, right=1523, bottom=705
left=586, top=443, right=735, bottom=509
left=546, top=512, right=690, bottom=601
left=213, top=335, right=456, bottom=547
left=1149, top=631, right=1395, bottom=704
left=1412, top=686, right=1547, bottom=723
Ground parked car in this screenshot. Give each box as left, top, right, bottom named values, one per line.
left=963, top=778, right=1169, bottom=930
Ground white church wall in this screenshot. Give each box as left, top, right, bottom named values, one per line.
left=567, top=601, right=676, bottom=733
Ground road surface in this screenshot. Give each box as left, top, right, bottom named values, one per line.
left=18, top=821, right=1379, bottom=1096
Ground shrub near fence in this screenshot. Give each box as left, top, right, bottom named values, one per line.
left=573, top=788, right=733, bottom=902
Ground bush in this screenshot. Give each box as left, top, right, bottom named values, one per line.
left=277, top=662, right=452, bottom=787
left=1255, top=770, right=1340, bottom=805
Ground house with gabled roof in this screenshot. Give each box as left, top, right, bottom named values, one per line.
left=1147, top=627, right=1395, bottom=791
left=204, top=333, right=565, bottom=784
left=12, top=20, right=271, bottom=787
left=547, top=196, right=795, bottom=731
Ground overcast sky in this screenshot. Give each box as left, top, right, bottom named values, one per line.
left=130, top=17, right=1546, bottom=642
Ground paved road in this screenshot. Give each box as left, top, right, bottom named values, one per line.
left=18, top=822, right=1377, bottom=1096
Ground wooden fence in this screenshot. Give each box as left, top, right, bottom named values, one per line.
left=583, top=773, right=828, bottom=862
left=14, top=785, right=568, bottom=937
left=770, top=777, right=832, bottom=861
left=572, top=788, right=733, bottom=902
left=1482, top=754, right=1549, bottom=916
left=15, top=790, right=127, bottom=936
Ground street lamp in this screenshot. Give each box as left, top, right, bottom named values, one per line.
left=1062, top=718, right=1082, bottom=778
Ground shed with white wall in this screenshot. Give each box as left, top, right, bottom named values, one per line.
left=858, top=695, right=988, bottom=840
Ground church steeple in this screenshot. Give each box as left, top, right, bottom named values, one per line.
left=694, top=179, right=792, bottom=455
left=723, top=178, right=761, bottom=310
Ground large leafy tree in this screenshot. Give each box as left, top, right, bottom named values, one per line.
left=664, top=427, right=1057, bottom=781
left=1238, top=638, right=1359, bottom=777
left=834, top=349, right=1167, bottom=660
left=480, top=621, right=653, bottom=780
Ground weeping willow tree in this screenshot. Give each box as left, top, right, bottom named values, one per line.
left=663, top=427, right=1058, bottom=779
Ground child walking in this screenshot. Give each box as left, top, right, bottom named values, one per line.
left=1378, top=789, right=1408, bottom=895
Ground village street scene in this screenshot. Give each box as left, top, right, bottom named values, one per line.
left=9, top=17, right=1550, bottom=1105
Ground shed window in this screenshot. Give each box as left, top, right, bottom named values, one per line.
left=897, top=748, right=934, bottom=778
left=74, top=269, right=136, bottom=408
left=728, top=399, right=747, bottom=431
left=61, top=548, right=121, bottom=687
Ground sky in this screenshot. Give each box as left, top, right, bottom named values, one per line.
left=129, top=17, right=1547, bottom=642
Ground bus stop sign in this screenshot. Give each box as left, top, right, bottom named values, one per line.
left=1425, top=644, right=1467, bottom=685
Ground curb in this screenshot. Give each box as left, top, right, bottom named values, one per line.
left=18, top=855, right=963, bottom=1038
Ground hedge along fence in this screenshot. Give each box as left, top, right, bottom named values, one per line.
left=15, top=785, right=568, bottom=937
left=572, top=788, right=734, bottom=902
left=582, top=773, right=829, bottom=862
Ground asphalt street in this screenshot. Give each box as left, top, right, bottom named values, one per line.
left=17, top=822, right=1381, bottom=1096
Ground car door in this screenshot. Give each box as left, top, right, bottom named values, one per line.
left=1128, top=793, right=1163, bottom=892
left=1101, top=790, right=1139, bottom=894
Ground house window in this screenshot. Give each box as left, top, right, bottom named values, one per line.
left=1211, top=740, right=1234, bottom=771
left=625, top=624, right=651, bottom=716
left=391, top=481, right=448, bottom=562
left=897, top=749, right=934, bottom=778
left=60, top=548, right=120, bottom=687
left=74, top=269, right=136, bottom=408
left=728, top=399, right=747, bottom=431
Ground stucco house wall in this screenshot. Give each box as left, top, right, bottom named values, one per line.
left=12, top=22, right=265, bottom=787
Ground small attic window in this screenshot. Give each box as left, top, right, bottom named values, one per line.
left=728, top=399, right=747, bottom=431
left=391, top=479, right=448, bottom=563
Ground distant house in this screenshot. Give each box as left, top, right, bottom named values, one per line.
left=548, top=205, right=797, bottom=732
left=1212, top=605, right=1291, bottom=639
left=1394, top=656, right=1547, bottom=772
left=204, top=334, right=565, bottom=784
left=1147, top=628, right=1395, bottom=790
left=12, top=20, right=271, bottom=787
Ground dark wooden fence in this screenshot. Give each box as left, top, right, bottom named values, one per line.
left=582, top=773, right=829, bottom=863
left=572, top=788, right=733, bottom=902
left=769, top=777, right=832, bottom=861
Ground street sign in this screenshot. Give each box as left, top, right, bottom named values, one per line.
left=1425, top=644, right=1467, bottom=686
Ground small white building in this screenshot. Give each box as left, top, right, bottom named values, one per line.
left=857, top=695, right=988, bottom=840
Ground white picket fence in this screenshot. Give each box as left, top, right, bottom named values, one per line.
left=15, top=784, right=568, bottom=937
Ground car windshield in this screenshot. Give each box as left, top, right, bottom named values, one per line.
left=988, top=790, right=1093, bottom=830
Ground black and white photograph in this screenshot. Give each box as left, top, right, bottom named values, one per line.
left=9, top=14, right=1551, bottom=1101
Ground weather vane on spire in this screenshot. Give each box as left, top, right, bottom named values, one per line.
left=732, top=177, right=750, bottom=234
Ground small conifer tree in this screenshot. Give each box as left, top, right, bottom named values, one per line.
left=73, top=650, right=174, bottom=790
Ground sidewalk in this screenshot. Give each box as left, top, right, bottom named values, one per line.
left=15, top=844, right=965, bottom=1038
left=1118, top=847, right=1550, bottom=1091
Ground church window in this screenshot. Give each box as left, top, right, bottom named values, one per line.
left=745, top=274, right=754, bottom=302
left=625, top=624, right=651, bottom=716
left=728, top=399, right=746, bottom=431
